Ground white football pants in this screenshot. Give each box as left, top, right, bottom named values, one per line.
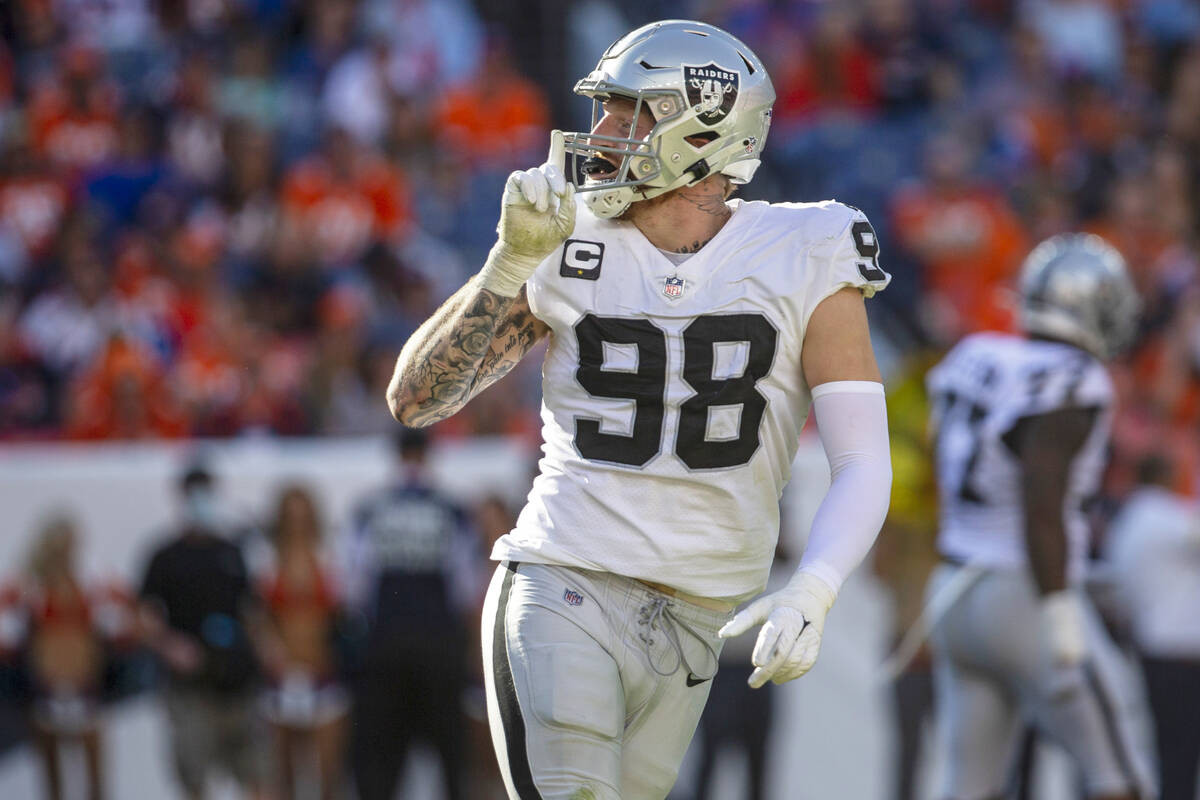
left=929, top=564, right=1156, bottom=799
left=482, top=561, right=729, bottom=800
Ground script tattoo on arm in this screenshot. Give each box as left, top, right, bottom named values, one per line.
left=387, top=282, right=548, bottom=427
left=471, top=295, right=545, bottom=395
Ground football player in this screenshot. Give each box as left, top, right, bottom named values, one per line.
left=387, top=20, right=893, bottom=800
left=925, top=234, right=1155, bottom=800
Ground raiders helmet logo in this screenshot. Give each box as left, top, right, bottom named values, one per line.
left=684, top=63, right=739, bottom=125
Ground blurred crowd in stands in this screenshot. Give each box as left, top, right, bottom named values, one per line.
left=1, top=0, right=1198, bottom=501
left=0, top=0, right=1197, bottom=500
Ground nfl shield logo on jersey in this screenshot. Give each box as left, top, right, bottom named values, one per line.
left=563, top=588, right=584, bottom=607
left=663, top=276, right=685, bottom=299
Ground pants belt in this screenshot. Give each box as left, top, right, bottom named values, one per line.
left=635, top=579, right=736, bottom=614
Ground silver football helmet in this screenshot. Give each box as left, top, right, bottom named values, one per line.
left=1018, top=233, right=1140, bottom=359
left=565, top=20, right=775, bottom=218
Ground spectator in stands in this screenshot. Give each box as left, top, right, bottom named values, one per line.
left=18, top=221, right=115, bottom=387
left=26, top=45, right=120, bottom=176
left=253, top=484, right=349, bottom=800
left=166, top=52, right=225, bottom=191
left=433, top=35, right=549, bottom=172
left=890, top=131, right=1028, bottom=343
left=0, top=134, right=69, bottom=271
left=343, top=426, right=483, bottom=800
left=280, top=125, right=412, bottom=268
left=84, top=105, right=166, bottom=232
left=217, top=120, right=280, bottom=271
left=359, top=0, right=483, bottom=98
left=771, top=3, right=881, bottom=125
left=1104, top=455, right=1200, bottom=800
left=65, top=333, right=185, bottom=440
left=0, top=514, right=135, bottom=800
left=1023, top=0, right=1124, bottom=82
left=219, top=33, right=289, bottom=134
left=137, top=463, right=268, bottom=800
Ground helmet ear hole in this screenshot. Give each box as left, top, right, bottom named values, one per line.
left=686, top=131, right=719, bottom=149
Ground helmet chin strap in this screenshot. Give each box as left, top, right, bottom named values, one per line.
left=582, top=163, right=724, bottom=219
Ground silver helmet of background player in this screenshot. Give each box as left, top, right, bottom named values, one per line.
left=1018, top=233, right=1140, bottom=359
left=565, top=19, right=776, bottom=219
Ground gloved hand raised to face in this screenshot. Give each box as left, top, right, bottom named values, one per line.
left=719, top=571, right=837, bottom=688
left=478, top=130, right=577, bottom=297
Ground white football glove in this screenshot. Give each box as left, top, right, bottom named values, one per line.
left=1039, top=589, right=1087, bottom=668
left=478, top=130, right=576, bottom=297
left=719, top=571, right=837, bottom=688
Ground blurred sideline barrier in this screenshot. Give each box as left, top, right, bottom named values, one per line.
left=0, top=435, right=535, bottom=585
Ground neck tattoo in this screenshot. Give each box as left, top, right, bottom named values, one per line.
left=674, top=237, right=714, bottom=254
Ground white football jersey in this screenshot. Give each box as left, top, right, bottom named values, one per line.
left=927, top=332, right=1113, bottom=581
left=491, top=199, right=890, bottom=601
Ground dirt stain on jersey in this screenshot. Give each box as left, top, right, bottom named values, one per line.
left=568, top=788, right=599, bottom=800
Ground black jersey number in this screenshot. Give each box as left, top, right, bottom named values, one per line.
left=851, top=220, right=887, bottom=283
left=574, top=316, right=667, bottom=467
left=936, top=362, right=998, bottom=504
left=573, top=313, right=778, bottom=469
left=938, top=389, right=990, bottom=504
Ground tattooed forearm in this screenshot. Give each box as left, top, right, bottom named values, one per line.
left=388, top=284, right=512, bottom=426
left=387, top=283, right=546, bottom=427
left=470, top=301, right=543, bottom=395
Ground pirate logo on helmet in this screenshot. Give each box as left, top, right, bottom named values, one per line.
left=683, top=63, right=739, bottom=125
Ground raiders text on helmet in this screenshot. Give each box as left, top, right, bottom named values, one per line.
left=1019, top=233, right=1140, bottom=359
left=565, top=20, right=776, bottom=219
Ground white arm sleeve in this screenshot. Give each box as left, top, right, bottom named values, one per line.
left=797, top=381, right=892, bottom=594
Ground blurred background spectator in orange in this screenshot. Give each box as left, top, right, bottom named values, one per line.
left=890, top=132, right=1027, bottom=344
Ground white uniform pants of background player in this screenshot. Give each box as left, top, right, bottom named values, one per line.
left=482, top=561, right=728, bottom=800
left=929, top=564, right=1156, bottom=799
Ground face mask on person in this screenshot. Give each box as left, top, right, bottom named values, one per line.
left=184, top=486, right=220, bottom=531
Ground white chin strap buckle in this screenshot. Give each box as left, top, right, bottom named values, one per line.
left=583, top=186, right=634, bottom=218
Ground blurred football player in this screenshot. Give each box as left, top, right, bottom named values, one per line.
left=388, top=19, right=893, bottom=800
left=925, top=234, right=1155, bottom=800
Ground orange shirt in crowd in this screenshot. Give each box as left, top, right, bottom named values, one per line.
left=434, top=75, right=549, bottom=168
left=892, top=184, right=1028, bottom=337
left=26, top=63, right=120, bottom=173
left=773, top=40, right=880, bottom=122
left=66, top=337, right=186, bottom=440
left=281, top=155, right=412, bottom=265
